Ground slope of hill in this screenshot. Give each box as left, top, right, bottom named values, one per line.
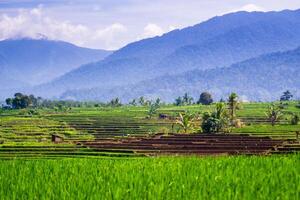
left=0, top=38, right=112, bottom=85
left=38, top=9, right=300, bottom=97
left=61, top=46, right=300, bottom=102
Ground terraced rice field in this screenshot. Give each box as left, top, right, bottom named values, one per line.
left=0, top=103, right=299, bottom=159
left=0, top=103, right=299, bottom=199
left=79, top=134, right=297, bottom=156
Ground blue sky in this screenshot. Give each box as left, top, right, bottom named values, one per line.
left=1, top=0, right=300, bottom=50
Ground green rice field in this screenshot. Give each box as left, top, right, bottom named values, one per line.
left=0, top=155, right=299, bottom=200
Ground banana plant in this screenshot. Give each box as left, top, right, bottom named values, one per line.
left=175, top=112, right=195, bottom=133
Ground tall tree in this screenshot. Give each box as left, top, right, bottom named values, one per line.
left=129, top=99, right=137, bottom=106
left=109, top=97, right=121, bottom=107
left=154, top=98, right=161, bottom=105
left=6, top=93, right=38, bottom=109
left=5, top=98, right=13, bottom=107
left=280, top=90, right=293, bottom=101
left=174, top=96, right=183, bottom=106
left=183, top=93, right=193, bottom=105
left=138, top=96, right=145, bottom=106
left=197, top=92, right=213, bottom=105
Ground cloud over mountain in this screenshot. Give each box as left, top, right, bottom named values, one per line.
left=0, top=6, right=127, bottom=50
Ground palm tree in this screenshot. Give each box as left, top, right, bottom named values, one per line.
left=175, top=96, right=183, bottom=106
left=139, top=96, right=145, bottom=106
left=155, top=98, right=161, bottom=105
left=175, top=112, right=195, bottom=133
left=129, top=99, right=137, bottom=106
left=280, top=90, right=293, bottom=101
left=183, top=93, right=193, bottom=105
left=228, top=93, right=239, bottom=121
left=266, top=104, right=283, bottom=126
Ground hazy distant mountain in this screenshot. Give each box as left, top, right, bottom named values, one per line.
left=0, top=38, right=112, bottom=86
left=37, top=9, right=300, bottom=98
left=61, top=46, right=300, bottom=102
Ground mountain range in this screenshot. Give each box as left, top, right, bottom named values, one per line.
left=0, top=38, right=111, bottom=86
left=62, top=46, right=300, bottom=102
left=1, top=9, right=300, bottom=102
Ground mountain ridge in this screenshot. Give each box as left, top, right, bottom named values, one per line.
left=35, top=9, right=300, bottom=98
left=0, top=38, right=112, bottom=86
left=61, top=46, right=300, bottom=102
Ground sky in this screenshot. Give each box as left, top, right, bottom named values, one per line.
left=0, top=0, right=300, bottom=50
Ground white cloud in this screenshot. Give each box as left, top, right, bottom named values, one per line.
left=232, top=4, right=265, bottom=13
left=93, top=23, right=127, bottom=49
left=142, top=23, right=164, bottom=38
left=168, top=25, right=178, bottom=31
left=0, top=7, right=127, bottom=50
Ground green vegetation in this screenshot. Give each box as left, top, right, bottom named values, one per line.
left=174, top=93, right=194, bottom=106
left=5, top=93, right=41, bottom=109
left=175, top=111, right=197, bottom=133
left=147, top=100, right=160, bottom=119
left=197, top=91, right=213, bottom=105
left=228, top=92, right=240, bottom=121
left=0, top=155, right=298, bottom=200
left=280, top=90, right=294, bottom=101
left=266, top=104, right=283, bottom=126
left=291, top=113, right=300, bottom=125
left=201, top=103, right=229, bottom=133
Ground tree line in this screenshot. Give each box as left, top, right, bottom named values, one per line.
left=2, top=90, right=296, bottom=110
left=3, top=93, right=105, bottom=110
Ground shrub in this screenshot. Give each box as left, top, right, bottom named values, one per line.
left=201, top=112, right=221, bottom=133
left=295, top=102, right=300, bottom=109
left=291, top=114, right=299, bottom=125
left=201, top=103, right=230, bottom=133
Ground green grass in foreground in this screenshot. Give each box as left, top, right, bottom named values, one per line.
left=0, top=155, right=299, bottom=200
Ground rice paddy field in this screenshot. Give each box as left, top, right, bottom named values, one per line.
left=0, top=155, right=299, bottom=200
left=0, top=102, right=299, bottom=199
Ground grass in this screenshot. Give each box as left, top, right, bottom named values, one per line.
left=0, top=155, right=299, bottom=200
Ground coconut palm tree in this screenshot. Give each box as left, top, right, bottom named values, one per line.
left=228, top=93, right=239, bottom=121
left=139, top=96, right=145, bottom=106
